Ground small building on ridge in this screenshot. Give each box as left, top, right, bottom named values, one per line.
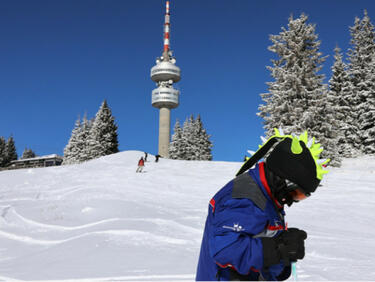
left=9, top=154, right=63, bottom=169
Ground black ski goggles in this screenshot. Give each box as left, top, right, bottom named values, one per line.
left=285, top=180, right=310, bottom=201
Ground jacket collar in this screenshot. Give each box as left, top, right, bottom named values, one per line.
left=258, top=162, right=283, bottom=210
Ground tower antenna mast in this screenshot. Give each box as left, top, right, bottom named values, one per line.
left=163, top=1, right=170, bottom=56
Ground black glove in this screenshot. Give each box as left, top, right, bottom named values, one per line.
left=262, top=228, right=307, bottom=268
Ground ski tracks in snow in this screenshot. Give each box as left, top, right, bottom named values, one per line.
left=0, top=205, right=197, bottom=246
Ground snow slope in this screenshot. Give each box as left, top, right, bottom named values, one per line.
left=0, top=151, right=374, bottom=281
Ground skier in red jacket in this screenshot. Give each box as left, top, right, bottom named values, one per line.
left=136, top=157, right=145, bottom=173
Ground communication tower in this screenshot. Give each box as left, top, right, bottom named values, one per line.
left=151, top=0, right=181, bottom=158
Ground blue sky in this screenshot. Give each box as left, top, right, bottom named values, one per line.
left=1, top=0, right=374, bottom=162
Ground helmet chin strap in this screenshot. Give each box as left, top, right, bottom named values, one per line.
left=264, top=163, right=297, bottom=207
left=274, top=189, right=296, bottom=207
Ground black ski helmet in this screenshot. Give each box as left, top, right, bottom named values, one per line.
left=266, top=138, right=318, bottom=194
left=237, top=129, right=329, bottom=194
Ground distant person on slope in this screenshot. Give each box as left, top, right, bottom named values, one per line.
left=136, top=157, right=145, bottom=173
left=196, top=128, right=330, bottom=281
left=155, top=154, right=160, bottom=163
left=144, top=152, right=148, bottom=162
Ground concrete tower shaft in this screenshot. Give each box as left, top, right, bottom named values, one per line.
left=151, top=0, right=181, bottom=158
left=158, top=107, right=171, bottom=157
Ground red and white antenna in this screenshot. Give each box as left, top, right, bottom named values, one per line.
left=163, top=1, right=171, bottom=55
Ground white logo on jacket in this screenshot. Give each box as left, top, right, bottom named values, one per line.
left=222, top=223, right=245, bottom=232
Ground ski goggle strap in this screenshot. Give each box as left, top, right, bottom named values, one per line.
left=236, top=137, right=281, bottom=176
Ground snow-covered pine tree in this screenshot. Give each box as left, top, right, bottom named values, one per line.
left=328, top=46, right=358, bottom=159
left=317, top=86, right=341, bottom=166
left=257, top=13, right=338, bottom=163
left=181, top=115, right=195, bottom=160
left=258, top=13, right=327, bottom=135
left=169, top=119, right=184, bottom=159
left=347, top=10, right=375, bottom=154
left=171, top=115, right=213, bottom=160
left=5, top=136, right=17, bottom=165
left=63, top=118, right=82, bottom=165
left=192, top=115, right=213, bottom=161
left=0, top=137, right=6, bottom=167
left=89, top=100, right=119, bottom=159
left=77, top=115, right=93, bottom=162
left=21, top=148, right=36, bottom=159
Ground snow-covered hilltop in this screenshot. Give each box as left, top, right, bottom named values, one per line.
left=0, top=151, right=374, bottom=281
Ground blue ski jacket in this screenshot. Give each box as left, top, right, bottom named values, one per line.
left=196, top=162, right=290, bottom=281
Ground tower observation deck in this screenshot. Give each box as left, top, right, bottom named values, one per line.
left=151, top=1, right=181, bottom=157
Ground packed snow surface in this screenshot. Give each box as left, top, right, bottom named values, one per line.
left=0, top=151, right=374, bottom=281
